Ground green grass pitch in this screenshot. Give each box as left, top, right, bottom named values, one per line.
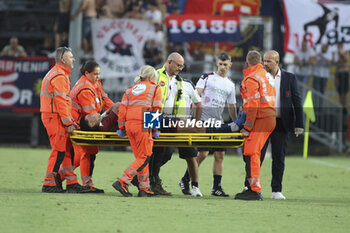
left=0, top=147, right=349, bottom=233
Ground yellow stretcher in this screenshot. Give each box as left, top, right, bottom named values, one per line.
left=70, top=130, right=244, bottom=148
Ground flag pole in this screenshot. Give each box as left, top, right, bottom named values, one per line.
left=303, top=115, right=310, bottom=159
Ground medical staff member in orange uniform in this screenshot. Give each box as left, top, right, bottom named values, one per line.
left=113, top=65, right=162, bottom=197
left=40, top=47, right=89, bottom=193
left=234, top=50, right=276, bottom=201
left=68, top=60, right=114, bottom=193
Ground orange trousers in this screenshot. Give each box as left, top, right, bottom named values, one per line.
left=72, top=144, right=98, bottom=186
left=41, top=113, right=78, bottom=186
left=119, top=122, right=153, bottom=190
left=243, top=116, right=276, bottom=193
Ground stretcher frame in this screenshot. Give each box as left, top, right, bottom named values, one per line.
left=70, top=130, right=244, bottom=148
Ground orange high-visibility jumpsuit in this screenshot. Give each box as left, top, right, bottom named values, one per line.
left=69, top=75, right=113, bottom=187
left=241, top=63, right=276, bottom=193
left=40, top=64, right=78, bottom=186
left=118, top=80, right=162, bottom=190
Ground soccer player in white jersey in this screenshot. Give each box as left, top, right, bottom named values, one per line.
left=195, top=52, right=237, bottom=197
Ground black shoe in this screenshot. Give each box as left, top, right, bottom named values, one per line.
left=178, top=179, right=190, bottom=195
left=151, top=180, right=172, bottom=196
left=86, top=185, right=104, bottom=193
left=66, top=183, right=91, bottom=193
left=55, top=173, right=63, bottom=190
left=112, top=180, right=132, bottom=197
left=211, top=186, right=230, bottom=197
left=234, top=189, right=263, bottom=201
left=42, top=185, right=65, bottom=193
left=138, top=189, right=158, bottom=197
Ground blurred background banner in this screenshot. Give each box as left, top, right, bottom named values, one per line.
left=0, top=57, right=54, bottom=113
left=92, top=19, right=152, bottom=79
left=284, top=0, right=350, bottom=53
left=184, top=0, right=262, bottom=16
left=165, top=14, right=241, bottom=42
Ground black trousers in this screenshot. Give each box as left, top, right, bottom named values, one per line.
left=149, top=122, right=233, bottom=184
left=261, top=118, right=289, bottom=192
left=243, top=118, right=289, bottom=192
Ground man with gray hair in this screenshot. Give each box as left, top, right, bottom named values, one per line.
left=40, top=47, right=90, bottom=193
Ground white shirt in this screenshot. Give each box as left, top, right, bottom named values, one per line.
left=267, top=69, right=281, bottom=117
left=196, top=72, right=236, bottom=122
left=183, top=80, right=201, bottom=117
left=294, top=48, right=315, bottom=76
left=313, top=51, right=332, bottom=78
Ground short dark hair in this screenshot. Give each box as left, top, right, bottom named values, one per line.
left=216, top=52, right=231, bottom=62
left=80, top=60, right=100, bottom=75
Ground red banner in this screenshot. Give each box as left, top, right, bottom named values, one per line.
left=184, top=0, right=261, bottom=16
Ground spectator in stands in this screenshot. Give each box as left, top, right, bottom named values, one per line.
left=124, top=1, right=144, bottom=20
left=55, top=0, right=71, bottom=49
left=312, top=44, right=335, bottom=108
left=335, top=42, right=350, bottom=109
left=166, top=1, right=180, bottom=14
left=95, top=0, right=106, bottom=18
left=145, top=1, right=162, bottom=24
left=35, top=37, right=55, bottom=57
left=101, top=0, right=125, bottom=18
left=0, top=37, right=27, bottom=57
left=153, top=22, right=164, bottom=47
left=143, top=39, right=162, bottom=67
left=71, top=0, right=97, bottom=55
left=294, top=39, right=315, bottom=85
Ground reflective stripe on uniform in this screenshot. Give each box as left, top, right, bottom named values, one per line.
left=260, top=96, right=275, bottom=102
left=122, top=84, right=158, bottom=108
left=127, top=100, right=151, bottom=107
left=81, top=104, right=96, bottom=111
left=71, top=79, right=99, bottom=112
left=61, top=117, right=72, bottom=124
left=72, top=102, right=82, bottom=110
left=121, top=100, right=128, bottom=106
left=243, top=92, right=261, bottom=103
left=248, top=177, right=261, bottom=188
left=54, top=91, right=71, bottom=100
left=243, top=73, right=275, bottom=104
left=40, top=70, right=63, bottom=98
left=71, top=80, right=89, bottom=97
left=152, top=100, right=162, bottom=106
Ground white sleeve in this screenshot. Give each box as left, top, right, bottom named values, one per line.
left=227, top=82, right=236, bottom=104
left=196, top=77, right=205, bottom=89
left=191, top=88, right=201, bottom=103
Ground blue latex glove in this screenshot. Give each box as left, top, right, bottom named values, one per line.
left=234, top=110, right=246, bottom=128
left=117, top=129, right=126, bottom=137
left=152, top=130, right=160, bottom=138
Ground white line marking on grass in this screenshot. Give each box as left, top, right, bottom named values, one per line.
left=307, top=159, right=350, bottom=171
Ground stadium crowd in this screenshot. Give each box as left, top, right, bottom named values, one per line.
left=0, top=0, right=349, bottom=200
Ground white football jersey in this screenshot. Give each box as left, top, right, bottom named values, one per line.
left=196, top=72, right=236, bottom=121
